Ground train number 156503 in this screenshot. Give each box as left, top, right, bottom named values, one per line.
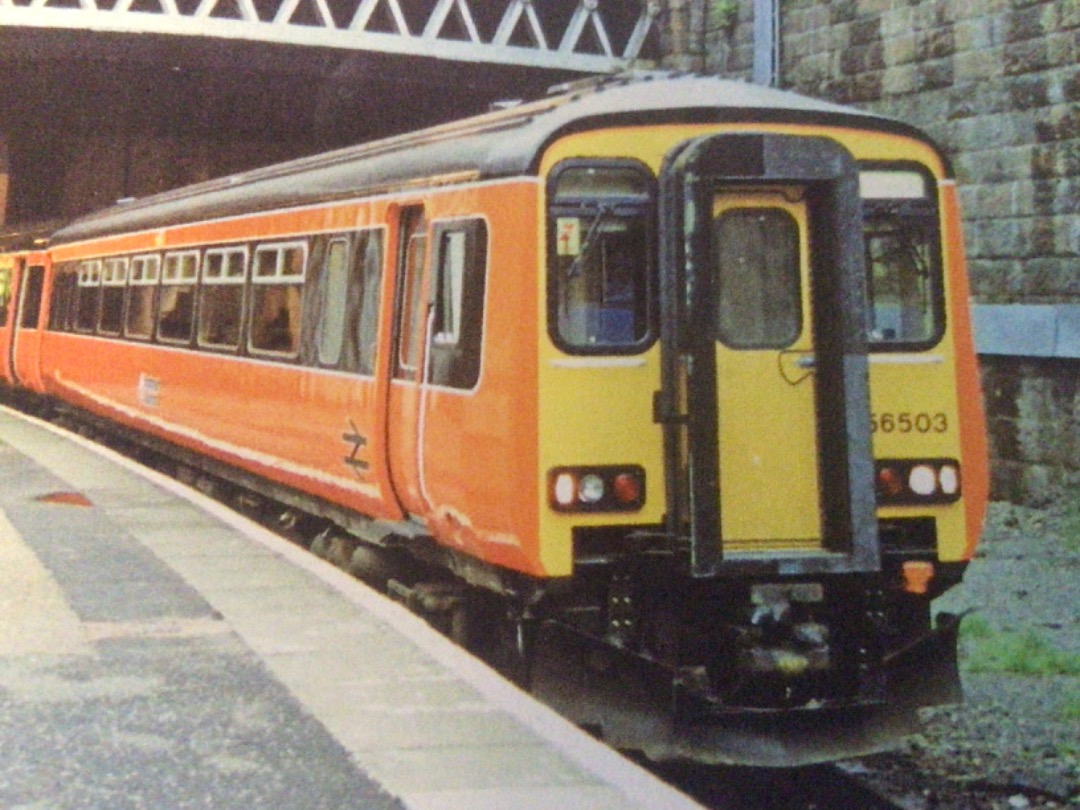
left=871, top=412, right=948, bottom=434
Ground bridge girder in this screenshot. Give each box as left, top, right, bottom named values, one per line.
left=0, top=0, right=661, bottom=73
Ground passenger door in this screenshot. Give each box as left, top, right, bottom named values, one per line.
left=13, top=258, right=48, bottom=392
left=386, top=205, right=430, bottom=516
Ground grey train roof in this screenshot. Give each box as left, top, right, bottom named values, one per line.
left=51, top=74, right=935, bottom=246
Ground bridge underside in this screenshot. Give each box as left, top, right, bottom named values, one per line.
left=0, top=0, right=660, bottom=224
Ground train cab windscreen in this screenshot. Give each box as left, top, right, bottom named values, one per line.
left=548, top=162, right=654, bottom=352
left=861, top=168, right=945, bottom=349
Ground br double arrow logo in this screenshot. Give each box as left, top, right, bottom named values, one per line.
left=342, top=418, right=369, bottom=478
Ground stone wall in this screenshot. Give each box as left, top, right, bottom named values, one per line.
left=662, top=0, right=1079, bottom=502
left=983, top=357, right=1079, bottom=504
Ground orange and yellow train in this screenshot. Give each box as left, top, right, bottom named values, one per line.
left=0, top=73, right=988, bottom=765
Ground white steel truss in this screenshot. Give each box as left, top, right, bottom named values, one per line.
left=0, top=0, right=661, bottom=72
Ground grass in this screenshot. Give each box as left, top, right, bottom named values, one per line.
left=960, top=614, right=1080, bottom=676
left=1063, top=693, right=1080, bottom=721
left=1062, top=501, right=1080, bottom=553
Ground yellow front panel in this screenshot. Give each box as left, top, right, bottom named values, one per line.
left=535, top=122, right=964, bottom=576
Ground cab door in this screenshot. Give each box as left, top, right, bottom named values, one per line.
left=711, top=191, right=821, bottom=550
left=659, top=133, right=879, bottom=577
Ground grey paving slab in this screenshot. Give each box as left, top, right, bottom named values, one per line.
left=354, top=744, right=595, bottom=793
left=328, top=706, right=528, bottom=751
left=262, top=643, right=451, bottom=686
left=0, top=419, right=405, bottom=810
left=405, top=785, right=634, bottom=810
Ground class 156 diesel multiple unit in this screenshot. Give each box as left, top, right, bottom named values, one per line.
left=0, top=73, right=988, bottom=766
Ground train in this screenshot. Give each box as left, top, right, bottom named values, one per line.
left=0, top=72, right=988, bottom=767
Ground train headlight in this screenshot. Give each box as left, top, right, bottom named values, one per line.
left=939, top=464, right=959, bottom=496
left=908, top=465, right=937, bottom=496
left=548, top=466, right=645, bottom=513
left=875, top=459, right=961, bottom=505
left=578, top=474, right=605, bottom=504
left=553, top=472, right=577, bottom=507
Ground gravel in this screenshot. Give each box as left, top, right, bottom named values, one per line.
left=855, top=501, right=1080, bottom=809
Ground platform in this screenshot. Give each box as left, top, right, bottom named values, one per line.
left=0, top=406, right=703, bottom=810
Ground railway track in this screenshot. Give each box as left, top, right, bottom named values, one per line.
left=642, top=761, right=914, bottom=810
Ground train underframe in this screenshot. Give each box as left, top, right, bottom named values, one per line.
left=354, top=517, right=967, bottom=767
left=20, top=398, right=968, bottom=768
left=528, top=537, right=967, bottom=766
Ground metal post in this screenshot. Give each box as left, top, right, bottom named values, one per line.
left=752, top=0, right=779, bottom=87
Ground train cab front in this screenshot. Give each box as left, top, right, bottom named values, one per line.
left=532, top=129, right=984, bottom=767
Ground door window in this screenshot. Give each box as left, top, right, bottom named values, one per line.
left=393, top=208, right=427, bottom=380
left=19, top=265, right=46, bottom=330
left=713, top=208, right=801, bottom=349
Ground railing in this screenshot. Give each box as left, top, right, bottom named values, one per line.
left=0, top=0, right=661, bottom=72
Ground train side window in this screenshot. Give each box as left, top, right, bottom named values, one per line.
left=19, top=265, right=46, bottom=330
left=48, top=263, right=79, bottom=332
left=99, top=257, right=128, bottom=336
left=548, top=161, right=655, bottom=354
left=198, top=246, right=247, bottom=350
left=157, top=250, right=199, bottom=344
left=713, top=208, right=801, bottom=349
left=75, top=260, right=102, bottom=333
left=0, top=262, right=12, bottom=327
left=353, top=230, right=383, bottom=376
left=315, top=238, right=349, bottom=367
left=860, top=168, right=944, bottom=349
left=125, top=254, right=160, bottom=339
left=250, top=241, right=306, bottom=357
left=428, top=219, right=487, bottom=389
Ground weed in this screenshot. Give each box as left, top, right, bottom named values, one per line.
left=1063, top=692, right=1080, bottom=721
left=1061, top=501, right=1080, bottom=553
left=708, top=0, right=739, bottom=31
left=961, top=621, right=1080, bottom=676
